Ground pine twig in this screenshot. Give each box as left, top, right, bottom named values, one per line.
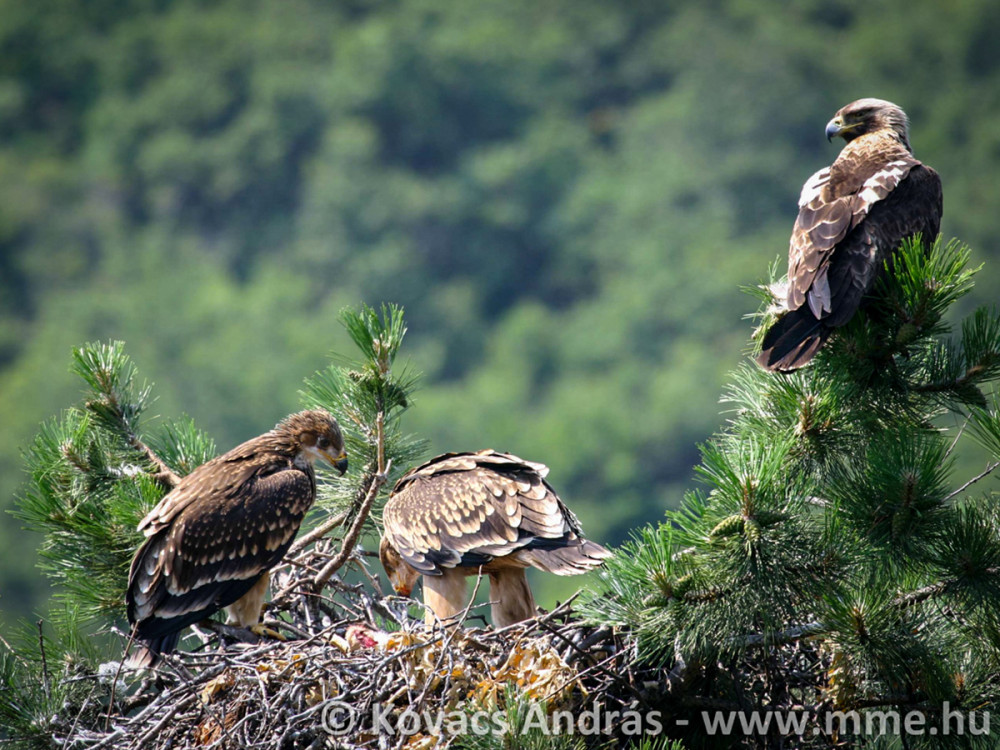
left=37, top=620, right=50, bottom=704
left=288, top=511, right=349, bottom=555
left=944, top=461, right=1000, bottom=502
left=944, top=418, right=968, bottom=458
left=312, top=412, right=389, bottom=591
left=310, top=467, right=389, bottom=590
left=129, top=433, right=181, bottom=488
left=732, top=622, right=827, bottom=648
left=894, top=581, right=950, bottom=608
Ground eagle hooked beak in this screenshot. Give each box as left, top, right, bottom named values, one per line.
left=379, top=537, right=418, bottom=597
left=825, top=117, right=844, bottom=142
left=392, top=579, right=413, bottom=597
left=333, top=454, right=349, bottom=476
left=321, top=450, right=348, bottom=476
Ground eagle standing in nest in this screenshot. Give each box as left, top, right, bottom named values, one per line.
left=379, top=450, right=611, bottom=628
left=126, top=410, right=348, bottom=667
left=757, top=98, right=943, bottom=372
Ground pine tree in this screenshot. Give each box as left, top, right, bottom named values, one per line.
left=584, top=238, right=1000, bottom=749
left=1, top=304, right=420, bottom=747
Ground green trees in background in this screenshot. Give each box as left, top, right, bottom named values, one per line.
left=3, top=0, right=1000, bottom=624
left=584, top=239, right=1000, bottom=746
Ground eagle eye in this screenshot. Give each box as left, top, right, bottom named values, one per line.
left=317, top=435, right=330, bottom=449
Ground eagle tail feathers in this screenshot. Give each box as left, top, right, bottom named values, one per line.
left=756, top=307, right=832, bottom=372
left=124, top=631, right=180, bottom=669
left=520, top=539, right=612, bottom=575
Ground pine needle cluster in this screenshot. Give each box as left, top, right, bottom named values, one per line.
left=584, top=238, right=1000, bottom=746
left=1, top=305, right=423, bottom=747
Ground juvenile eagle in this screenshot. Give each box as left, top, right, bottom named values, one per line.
left=379, top=450, right=611, bottom=628
left=757, top=98, right=943, bottom=372
left=126, top=410, right=347, bottom=667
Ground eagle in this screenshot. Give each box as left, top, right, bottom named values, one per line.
left=378, top=450, right=611, bottom=628
left=756, top=98, right=943, bottom=372
left=125, top=410, right=348, bottom=667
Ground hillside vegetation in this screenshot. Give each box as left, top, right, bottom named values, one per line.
left=2, top=0, right=1000, bottom=624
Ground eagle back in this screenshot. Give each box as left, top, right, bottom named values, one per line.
left=384, top=451, right=575, bottom=575
left=787, top=130, right=921, bottom=316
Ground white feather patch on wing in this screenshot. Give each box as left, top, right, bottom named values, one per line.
left=798, top=168, right=830, bottom=207
left=858, top=159, right=913, bottom=206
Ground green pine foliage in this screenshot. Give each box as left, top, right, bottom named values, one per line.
left=0, top=610, right=117, bottom=749
left=584, top=238, right=1000, bottom=745
left=2, top=305, right=424, bottom=746
left=14, top=342, right=175, bottom=627
left=301, top=303, right=425, bottom=519
left=11, top=305, right=422, bottom=636
left=5, top=0, right=1000, bottom=628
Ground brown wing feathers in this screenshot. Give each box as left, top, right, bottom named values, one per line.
left=757, top=99, right=942, bottom=372
left=125, top=410, right=345, bottom=667
left=383, top=451, right=610, bottom=578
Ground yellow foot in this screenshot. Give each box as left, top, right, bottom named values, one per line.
left=250, top=623, right=287, bottom=641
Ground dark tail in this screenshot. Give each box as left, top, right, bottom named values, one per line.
left=521, top=539, right=612, bottom=575
left=756, top=307, right=832, bottom=372
left=124, top=631, right=180, bottom=669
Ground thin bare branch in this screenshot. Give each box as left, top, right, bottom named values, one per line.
left=945, top=460, right=1000, bottom=502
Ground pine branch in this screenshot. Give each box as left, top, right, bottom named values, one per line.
left=128, top=433, right=181, bottom=488
left=944, top=461, right=1000, bottom=502
left=313, top=452, right=392, bottom=593
left=271, top=304, right=424, bottom=611
left=287, top=510, right=349, bottom=554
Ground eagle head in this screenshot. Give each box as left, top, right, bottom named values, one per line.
left=825, top=98, right=911, bottom=152
left=379, top=536, right=420, bottom=597
left=277, top=410, right=348, bottom=475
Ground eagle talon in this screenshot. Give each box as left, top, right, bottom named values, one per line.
left=249, top=623, right=286, bottom=641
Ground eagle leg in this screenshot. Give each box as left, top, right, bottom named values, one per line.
left=488, top=569, right=537, bottom=628
left=224, top=571, right=270, bottom=627
left=421, top=569, right=469, bottom=627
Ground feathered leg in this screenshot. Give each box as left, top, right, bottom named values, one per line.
left=422, top=569, right=469, bottom=626
left=489, top=569, right=537, bottom=627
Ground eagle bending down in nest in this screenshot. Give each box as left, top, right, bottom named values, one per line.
left=379, top=450, right=611, bottom=628
left=126, top=410, right=348, bottom=667
left=757, top=98, right=942, bottom=372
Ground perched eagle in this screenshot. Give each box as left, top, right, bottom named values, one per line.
left=756, top=98, right=943, bottom=372
left=126, top=410, right=347, bottom=667
left=378, top=450, right=611, bottom=628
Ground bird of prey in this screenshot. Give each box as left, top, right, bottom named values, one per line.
left=757, top=98, right=943, bottom=372
left=126, top=410, right=347, bottom=667
left=378, top=450, right=611, bottom=628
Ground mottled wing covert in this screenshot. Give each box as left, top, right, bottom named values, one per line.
left=127, top=463, right=314, bottom=638
left=383, top=451, right=577, bottom=576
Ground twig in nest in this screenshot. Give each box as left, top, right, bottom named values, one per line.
left=288, top=511, right=349, bottom=555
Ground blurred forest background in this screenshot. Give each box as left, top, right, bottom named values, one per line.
left=2, top=0, right=999, bottom=629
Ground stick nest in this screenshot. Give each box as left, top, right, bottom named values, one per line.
left=59, top=541, right=646, bottom=750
